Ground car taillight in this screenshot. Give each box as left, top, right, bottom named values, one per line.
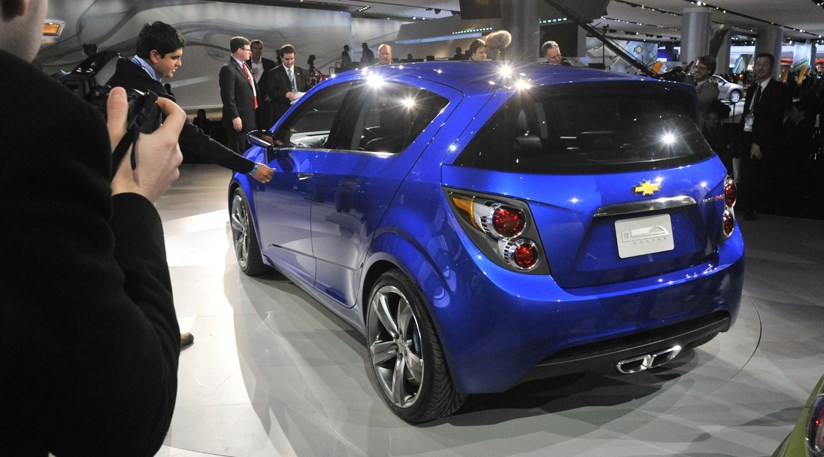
left=808, top=395, right=824, bottom=457
left=721, top=175, right=736, bottom=239
left=487, top=204, right=526, bottom=238
left=722, top=209, right=734, bottom=237
left=724, top=176, right=737, bottom=207
left=448, top=191, right=545, bottom=273
left=504, top=239, right=539, bottom=270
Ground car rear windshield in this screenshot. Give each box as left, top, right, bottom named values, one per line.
left=454, top=83, right=713, bottom=174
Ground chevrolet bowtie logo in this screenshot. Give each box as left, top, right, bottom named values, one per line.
left=633, top=180, right=660, bottom=196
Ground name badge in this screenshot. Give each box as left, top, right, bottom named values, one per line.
left=743, top=112, right=754, bottom=132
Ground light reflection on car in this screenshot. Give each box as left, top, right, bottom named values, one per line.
left=229, top=61, right=745, bottom=423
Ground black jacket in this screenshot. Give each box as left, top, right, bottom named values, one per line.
left=740, top=78, right=792, bottom=160
left=0, top=49, right=179, bottom=456
left=108, top=58, right=254, bottom=173
left=260, top=64, right=309, bottom=125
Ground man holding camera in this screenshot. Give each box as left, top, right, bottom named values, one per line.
left=1, top=0, right=185, bottom=454
left=107, top=21, right=274, bottom=184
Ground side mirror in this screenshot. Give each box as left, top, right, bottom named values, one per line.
left=247, top=130, right=275, bottom=148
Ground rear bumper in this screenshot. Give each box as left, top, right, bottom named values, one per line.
left=430, top=230, right=745, bottom=394
left=521, top=310, right=729, bottom=381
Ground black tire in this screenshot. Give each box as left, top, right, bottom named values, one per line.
left=365, top=270, right=466, bottom=423
left=230, top=187, right=271, bottom=276
left=729, top=90, right=742, bottom=104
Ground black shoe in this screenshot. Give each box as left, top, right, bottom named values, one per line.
left=180, top=332, right=194, bottom=347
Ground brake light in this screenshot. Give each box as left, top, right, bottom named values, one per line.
left=808, top=395, right=824, bottom=457
left=504, top=239, right=539, bottom=270
left=724, top=176, right=737, bottom=207
left=489, top=205, right=525, bottom=238
left=721, top=176, right=736, bottom=239
left=722, top=209, right=734, bottom=237
left=448, top=191, right=545, bottom=273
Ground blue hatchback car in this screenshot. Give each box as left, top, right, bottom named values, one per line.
left=229, top=61, right=744, bottom=422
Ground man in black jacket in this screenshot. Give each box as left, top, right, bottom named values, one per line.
left=247, top=39, right=276, bottom=129
left=738, top=52, right=792, bottom=219
left=220, top=36, right=259, bottom=153
left=260, top=44, right=310, bottom=125
left=1, top=0, right=186, bottom=454
left=107, top=22, right=274, bottom=182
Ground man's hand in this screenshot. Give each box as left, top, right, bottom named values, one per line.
left=251, top=163, right=274, bottom=183
left=750, top=143, right=763, bottom=160
left=233, top=116, right=243, bottom=132
left=108, top=87, right=185, bottom=202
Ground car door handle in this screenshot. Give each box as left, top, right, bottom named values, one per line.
left=298, top=173, right=313, bottom=180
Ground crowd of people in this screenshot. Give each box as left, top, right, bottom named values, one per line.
left=689, top=53, right=824, bottom=219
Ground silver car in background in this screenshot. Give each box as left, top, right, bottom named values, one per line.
left=712, top=74, right=744, bottom=104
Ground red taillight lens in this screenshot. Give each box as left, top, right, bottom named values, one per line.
left=807, top=395, right=824, bottom=457
left=448, top=191, right=546, bottom=274
left=722, top=209, right=735, bottom=237
left=724, top=177, right=737, bottom=208
left=504, top=239, right=539, bottom=270
left=492, top=205, right=525, bottom=238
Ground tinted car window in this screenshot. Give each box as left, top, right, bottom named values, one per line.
left=353, top=83, right=449, bottom=154
left=275, top=81, right=449, bottom=154
left=274, top=81, right=355, bottom=149
left=455, top=84, right=713, bottom=174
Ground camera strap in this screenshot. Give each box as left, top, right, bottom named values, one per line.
left=111, top=124, right=140, bottom=177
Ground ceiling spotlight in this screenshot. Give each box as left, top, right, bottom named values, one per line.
left=434, top=8, right=441, bottom=14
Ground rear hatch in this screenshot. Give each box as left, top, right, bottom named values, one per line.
left=447, top=81, right=729, bottom=289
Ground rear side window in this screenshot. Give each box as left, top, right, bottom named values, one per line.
left=455, top=84, right=712, bottom=174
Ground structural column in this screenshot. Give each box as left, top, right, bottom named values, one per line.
left=753, top=25, right=784, bottom=78
left=680, top=6, right=712, bottom=64
left=500, top=0, right=540, bottom=64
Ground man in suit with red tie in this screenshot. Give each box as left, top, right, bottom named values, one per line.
left=260, top=44, right=309, bottom=126
left=738, top=52, right=791, bottom=219
left=220, top=36, right=258, bottom=154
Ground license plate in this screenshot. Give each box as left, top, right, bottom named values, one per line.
left=614, top=214, right=674, bottom=259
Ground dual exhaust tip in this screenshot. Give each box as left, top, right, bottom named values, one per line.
left=615, top=345, right=683, bottom=374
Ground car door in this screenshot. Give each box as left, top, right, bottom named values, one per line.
left=308, top=81, right=455, bottom=308
left=255, top=81, right=355, bottom=286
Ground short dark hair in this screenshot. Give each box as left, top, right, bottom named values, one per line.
left=469, top=39, right=486, bottom=56
left=81, top=43, right=98, bottom=56
left=697, top=55, right=716, bottom=74
left=136, top=22, right=185, bottom=59
left=229, top=36, right=250, bottom=53
left=280, top=44, right=296, bottom=56
left=541, top=40, right=559, bottom=57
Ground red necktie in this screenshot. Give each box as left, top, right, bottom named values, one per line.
left=242, top=63, right=258, bottom=109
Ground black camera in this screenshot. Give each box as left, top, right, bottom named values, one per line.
left=58, top=51, right=162, bottom=134
left=57, top=51, right=162, bottom=172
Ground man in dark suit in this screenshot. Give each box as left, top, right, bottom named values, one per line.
left=1, top=0, right=186, bottom=453
left=220, top=36, right=258, bottom=153
left=108, top=22, right=273, bottom=183
left=247, top=39, right=277, bottom=129
left=739, top=52, right=792, bottom=219
left=260, top=44, right=309, bottom=126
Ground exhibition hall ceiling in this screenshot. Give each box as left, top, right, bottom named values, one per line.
left=211, top=0, right=824, bottom=43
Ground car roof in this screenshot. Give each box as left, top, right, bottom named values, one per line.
left=340, top=61, right=662, bottom=95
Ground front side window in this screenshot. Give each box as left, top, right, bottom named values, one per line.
left=455, top=83, right=712, bottom=174
left=274, top=79, right=449, bottom=154
left=352, top=83, right=449, bottom=154
left=273, top=81, right=355, bottom=149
